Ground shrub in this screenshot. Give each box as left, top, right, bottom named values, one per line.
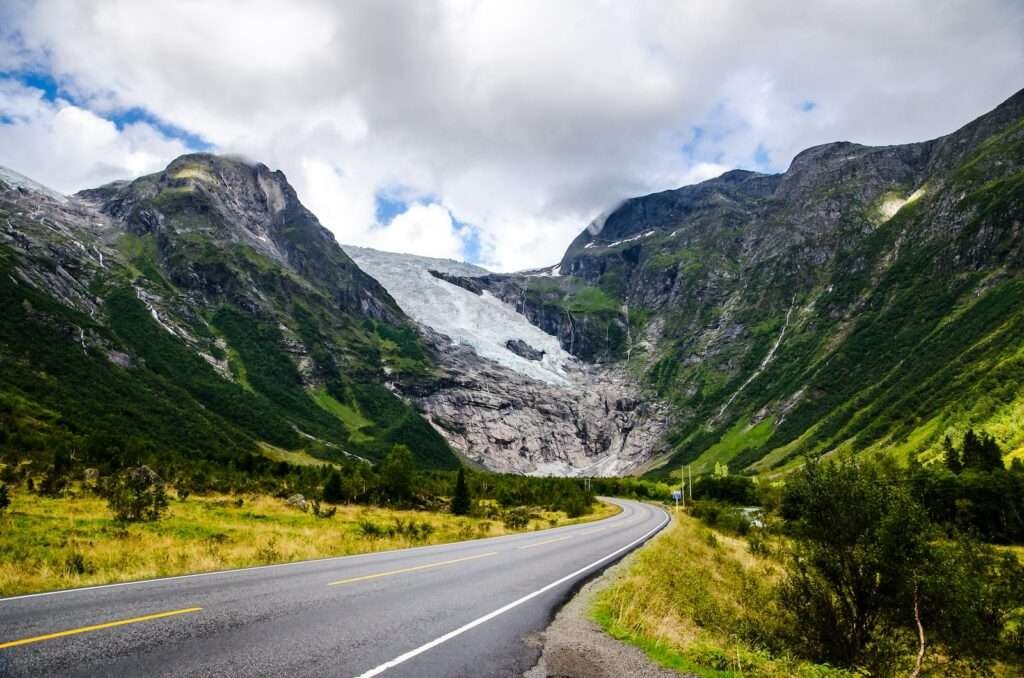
left=503, top=507, right=530, bottom=529
left=102, top=466, right=169, bottom=523
left=0, top=481, right=9, bottom=517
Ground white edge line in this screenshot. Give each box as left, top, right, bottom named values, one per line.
left=0, top=498, right=634, bottom=604
left=352, top=506, right=670, bottom=678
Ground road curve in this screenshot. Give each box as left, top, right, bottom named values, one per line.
left=0, top=498, right=668, bottom=677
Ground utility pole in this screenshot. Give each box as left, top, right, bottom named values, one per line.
left=688, top=465, right=693, bottom=501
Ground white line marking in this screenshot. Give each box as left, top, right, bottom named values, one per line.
left=0, top=499, right=633, bottom=604
left=351, top=506, right=669, bottom=678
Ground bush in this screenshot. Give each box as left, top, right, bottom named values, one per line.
left=0, top=481, right=9, bottom=517
left=102, top=466, right=169, bottom=523
left=503, top=507, right=530, bottom=529
left=780, top=455, right=1024, bottom=673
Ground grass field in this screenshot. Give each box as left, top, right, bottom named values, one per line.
left=0, top=486, right=618, bottom=597
left=592, top=511, right=856, bottom=678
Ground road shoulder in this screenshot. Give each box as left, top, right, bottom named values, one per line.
left=524, top=509, right=690, bottom=678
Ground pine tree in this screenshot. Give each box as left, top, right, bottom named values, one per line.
left=961, top=429, right=982, bottom=470
left=322, top=470, right=344, bottom=503
left=943, top=435, right=963, bottom=474
left=451, top=467, right=472, bottom=516
left=977, top=433, right=1004, bottom=472
left=962, top=429, right=1004, bottom=472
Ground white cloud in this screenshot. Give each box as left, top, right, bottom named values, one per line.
left=0, top=1, right=1022, bottom=269
left=0, top=80, right=189, bottom=193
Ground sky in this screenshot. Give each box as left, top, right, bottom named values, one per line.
left=0, top=1, right=1022, bottom=271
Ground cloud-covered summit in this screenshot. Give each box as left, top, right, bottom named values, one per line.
left=1, top=0, right=1022, bottom=270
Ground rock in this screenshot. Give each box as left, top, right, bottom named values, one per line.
left=505, top=339, right=545, bottom=361
left=286, top=494, right=308, bottom=511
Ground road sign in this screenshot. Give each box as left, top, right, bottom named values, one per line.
left=671, top=490, right=682, bottom=501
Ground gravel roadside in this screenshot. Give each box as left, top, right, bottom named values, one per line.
left=524, top=512, right=693, bottom=678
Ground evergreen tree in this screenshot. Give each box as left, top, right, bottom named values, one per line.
left=943, top=435, right=963, bottom=474
left=322, top=469, right=343, bottom=503
left=450, top=467, right=472, bottom=516
left=962, top=429, right=1004, bottom=472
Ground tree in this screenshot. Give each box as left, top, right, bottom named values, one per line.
left=942, top=435, right=963, bottom=474
left=378, top=444, right=415, bottom=505
left=961, top=429, right=1004, bottom=472
left=322, top=469, right=343, bottom=503
left=780, top=456, right=931, bottom=668
left=103, top=466, right=169, bottom=523
left=450, top=467, right=472, bottom=516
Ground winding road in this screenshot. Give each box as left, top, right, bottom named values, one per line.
left=0, top=498, right=668, bottom=677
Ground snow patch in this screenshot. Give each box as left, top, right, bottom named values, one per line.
left=0, top=166, right=68, bottom=203
left=344, top=246, right=577, bottom=385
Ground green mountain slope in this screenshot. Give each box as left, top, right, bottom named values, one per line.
left=0, top=155, right=458, bottom=473
left=444, top=88, right=1024, bottom=477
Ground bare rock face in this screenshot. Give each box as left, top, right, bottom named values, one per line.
left=505, top=338, right=545, bottom=361
left=405, top=329, right=669, bottom=476
left=347, top=247, right=671, bottom=476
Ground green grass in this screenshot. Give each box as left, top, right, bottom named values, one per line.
left=691, top=417, right=776, bottom=474
left=311, top=388, right=373, bottom=444
left=563, top=286, right=622, bottom=314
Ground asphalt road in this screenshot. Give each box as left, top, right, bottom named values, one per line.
left=0, top=498, right=668, bottom=677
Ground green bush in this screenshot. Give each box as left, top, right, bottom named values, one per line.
left=102, top=466, right=169, bottom=523
left=503, top=507, right=530, bottom=529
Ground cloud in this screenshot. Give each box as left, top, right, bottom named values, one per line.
left=1, top=1, right=1022, bottom=269
left=0, top=80, right=190, bottom=193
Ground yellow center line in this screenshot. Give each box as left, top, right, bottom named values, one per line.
left=517, top=535, right=574, bottom=550
left=0, top=607, right=202, bottom=651
left=578, top=526, right=608, bottom=535
left=328, top=551, right=497, bottom=586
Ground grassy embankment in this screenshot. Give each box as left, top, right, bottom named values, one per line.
left=0, top=487, right=619, bottom=597
left=593, top=512, right=858, bottom=678
left=595, top=510, right=1024, bottom=677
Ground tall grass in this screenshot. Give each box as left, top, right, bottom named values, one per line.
left=0, top=486, right=617, bottom=597
left=593, top=513, right=856, bottom=678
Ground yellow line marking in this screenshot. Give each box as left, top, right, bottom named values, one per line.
left=0, top=607, right=202, bottom=650
left=517, top=535, right=574, bottom=550
left=328, top=551, right=497, bottom=586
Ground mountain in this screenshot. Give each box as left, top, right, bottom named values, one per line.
left=431, top=88, right=1024, bottom=477
left=3, top=88, right=1022, bottom=481
left=0, top=154, right=458, bottom=474
left=344, top=246, right=669, bottom=475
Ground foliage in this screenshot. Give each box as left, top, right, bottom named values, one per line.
left=102, top=466, right=169, bottom=524
left=780, top=455, right=1024, bottom=673
left=376, top=445, right=416, bottom=506
left=0, top=481, right=8, bottom=517
left=691, top=474, right=757, bottom=505
left=450, top=467, right=472, bottom=516
left=502, top=507, right=530, bottom=529
left=321, top=469, right=343, bottom=503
